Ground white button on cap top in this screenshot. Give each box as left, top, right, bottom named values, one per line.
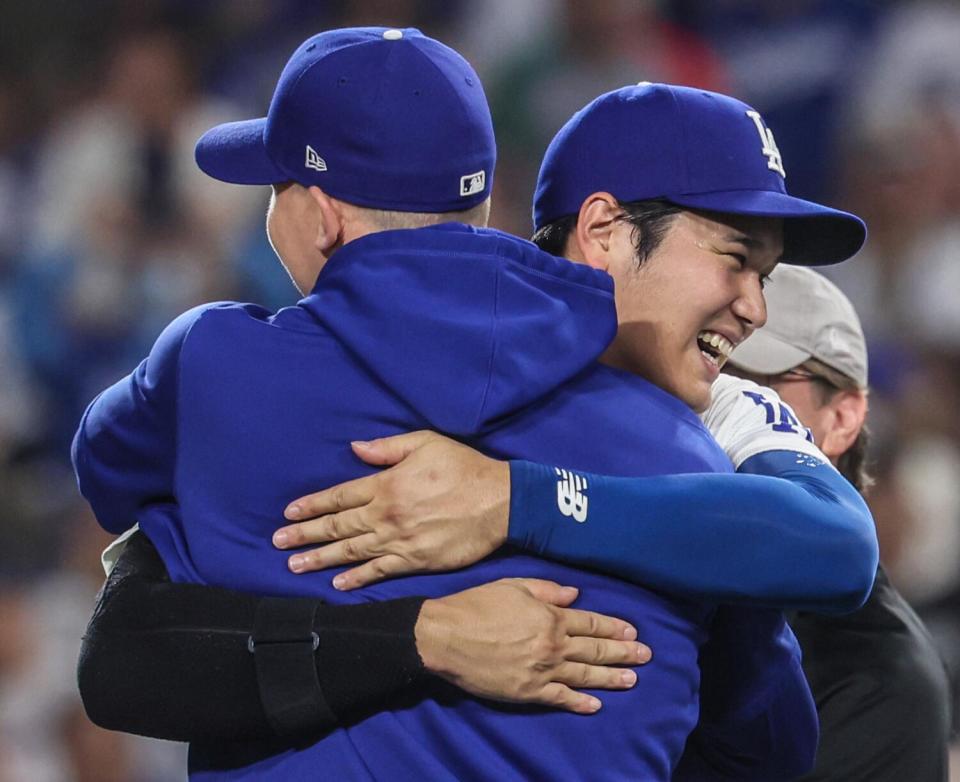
left=383, top=29, right=403, bottom=40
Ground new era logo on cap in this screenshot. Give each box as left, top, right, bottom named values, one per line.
left=460, top=170, right=485, bottom=197
left=305, top=145, right=327, bottom=172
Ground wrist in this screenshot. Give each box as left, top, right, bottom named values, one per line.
left=505, top=460, right=561, bottom=551
left=413, top=598, right=456, bottom=678
left=484, top=459, right=511, bottom=546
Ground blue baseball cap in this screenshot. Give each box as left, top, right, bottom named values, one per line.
left=533, top=83, right=866, bottom=266
left=196, top=27, right=495, bottom=213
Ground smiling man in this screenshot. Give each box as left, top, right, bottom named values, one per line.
left=546, top=204, right=780, bottom=412
left=523, top=82, right=859, bottom=406
left=265, top=86, right=877, bottom=779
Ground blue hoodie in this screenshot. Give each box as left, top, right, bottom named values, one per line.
left=73, top=223, right=810, bottom=780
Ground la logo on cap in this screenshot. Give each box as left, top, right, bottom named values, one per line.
left=745, top=111, right=785, bottom=178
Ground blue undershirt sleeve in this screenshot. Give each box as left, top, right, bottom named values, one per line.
left=71, top=305, right=211, bottom=534
left=506, top=452, right=878, bottom=613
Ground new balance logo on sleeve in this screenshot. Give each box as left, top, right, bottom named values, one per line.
left=555, top=467, right=588, bottom=522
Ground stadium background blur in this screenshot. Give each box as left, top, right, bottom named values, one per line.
left=1, top=1, right=959, bottom=779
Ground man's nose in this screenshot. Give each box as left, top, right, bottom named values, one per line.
left=731, top=275, right=767, bottom=336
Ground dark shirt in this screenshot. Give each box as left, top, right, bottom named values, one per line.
left=791, top=565, right=951, bottom=782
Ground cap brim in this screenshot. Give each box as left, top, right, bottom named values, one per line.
left=669, top=189, right=866, bottom=266
left=195, top=118, right=286, bottom=185
left=728, top=329, right=811, bottom=375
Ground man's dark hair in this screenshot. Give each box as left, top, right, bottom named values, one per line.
left=836, top=425, right=872, bottom=494
left=531, top=198, right=681, bottom=264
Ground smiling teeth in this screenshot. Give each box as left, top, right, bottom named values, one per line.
left=698, top=331, right=734, bottom=358
left=697, top=330, right=735, bottom=366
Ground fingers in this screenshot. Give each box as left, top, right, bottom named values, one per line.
left=284, top=475, right=376, bottom=521
left=331, top=555, right=412, bottom=590
left=274, top=508, right=369, bottom=549
left=283, top=430, right=445, bottom=519
left=536, top=682, right=602, bottom=715
left=564, top=636, right=652, bottom=666
left=351, top=430, right=441, bottom=466
left=287, top=533, right=380, bottom=574
left=560, top=607, right=638, bottom=642
left=554, top=661, right=639, bottom=692
left=505, top=578, right=579, bottom=607
left=536, top=654, right=649, bottom=716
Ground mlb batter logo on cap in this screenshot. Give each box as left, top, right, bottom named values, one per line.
left=460, top=170, right=485, bottom=197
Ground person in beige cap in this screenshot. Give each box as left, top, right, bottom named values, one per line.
left=726, top=265, right=871, bottom=491
left=726, top=264, right=950, bottom=782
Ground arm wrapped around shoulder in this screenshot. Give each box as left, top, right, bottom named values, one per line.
left=507, top=454, right=878, bottom=612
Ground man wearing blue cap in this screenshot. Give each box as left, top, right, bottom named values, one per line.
left=73, top=27, right=875, bottom=781
left=245, top=86, right=892, bottom=782
left=245, top=83, right=880, bottom=774
left=270, top=83, right=870, bottom=612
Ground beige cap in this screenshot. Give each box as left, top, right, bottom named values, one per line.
left=729, top=265, right=868, bottom=388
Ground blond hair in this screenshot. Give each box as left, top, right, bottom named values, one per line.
left=353, top=198, right=491, bottom=231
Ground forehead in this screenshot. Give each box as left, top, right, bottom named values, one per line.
left=678, top=209, right=784, bottom=256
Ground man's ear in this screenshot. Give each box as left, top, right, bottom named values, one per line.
left=568, top=193, right=622, bottom=271
left=820, top=389, right=868, bottom=459
left=307, top=186, right=345, bottom=255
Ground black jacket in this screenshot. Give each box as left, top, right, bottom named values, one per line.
left=791, top=566, right=951, bottom=782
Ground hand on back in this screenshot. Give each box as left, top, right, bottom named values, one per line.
left=274, top=431, right=509, bottom=589
left=415, top=578, right=651, bottom=714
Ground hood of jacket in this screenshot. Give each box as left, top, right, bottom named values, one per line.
left=300, top=223, right=617, bottom=435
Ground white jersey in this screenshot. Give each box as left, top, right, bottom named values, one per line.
left=101, top=524, right=139, bottom=576
left=701, top=374, right=828, bottom=470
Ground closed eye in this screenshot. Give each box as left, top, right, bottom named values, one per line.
left=728, top=252, right=771, bottom=288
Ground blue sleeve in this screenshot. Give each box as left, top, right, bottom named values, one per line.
left=71, top=305, right=212, bottom=534
left=674, top=607, right=818, bottom=781
left=507, top=451, right=878, bottom=613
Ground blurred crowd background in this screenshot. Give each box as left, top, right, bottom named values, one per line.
left=1, top=0, right=959, bottom=778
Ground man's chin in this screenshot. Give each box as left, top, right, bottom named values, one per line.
left=689, top=393, right=711, bottom=414
left=671, top=357, right=715, bottom=412
left=665, top=378, right=712, bottom=413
